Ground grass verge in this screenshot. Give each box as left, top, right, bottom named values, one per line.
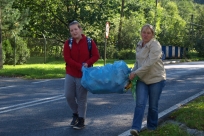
left=139, top=95, right=204, bottom=136
left=169, top=95, right=204, bottom=131
left=0, top=59, right=135, bottom=79
left=0, top=64, right=65, bottom=79
left=140, top=123, right=190, bottom=136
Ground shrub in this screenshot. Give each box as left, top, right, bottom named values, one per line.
left=195, top=39, right=204, bottom=57
left=117, top=49, right=136, bottom=60
left=3, top=37, right=30, bottom=65
left=2, top=39, right=13, bottom=64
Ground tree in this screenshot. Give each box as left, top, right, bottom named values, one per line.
left=157, top=1, right=186, bottom=46
left=0, top=7, right=2, bottom=69
left=1, top=0, right=29, bottom=65
left=0, top=0, right=8, bottom=68
left=5, top=0, right=204, bottom=60
left=14, top=0, right=118, bottom=42
left=194, top=6, right=204, bottom=56
left=117, top=0, right=125, bottom=50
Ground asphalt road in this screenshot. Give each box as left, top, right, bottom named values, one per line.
left=0, top=61, right=204, bottom=136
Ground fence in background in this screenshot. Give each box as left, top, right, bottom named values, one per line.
left=162, top=46, right=186, bottom=59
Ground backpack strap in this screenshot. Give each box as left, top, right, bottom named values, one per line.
left=86, top=37, right=92, bottom=58
left=68, top=37, right=92, bottom=58
left=68, top=38, right=73, bottom=49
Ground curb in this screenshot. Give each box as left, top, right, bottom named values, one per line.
left=163, top=60, right=180, bottom=65
left=118, top=90, right=204, bottom=136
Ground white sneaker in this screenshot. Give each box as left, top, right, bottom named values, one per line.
left=130, top=129, right=139, bottom=136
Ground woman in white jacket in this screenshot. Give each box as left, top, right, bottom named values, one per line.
left=129, top=24, right=166, bottom=136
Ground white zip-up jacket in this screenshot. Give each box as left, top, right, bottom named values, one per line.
left=132, top=38, right=166, bottom=84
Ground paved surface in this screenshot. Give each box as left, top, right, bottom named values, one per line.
left=163, top=59, right=181, bottom=64
left=1, top=60, right=204, bottom=136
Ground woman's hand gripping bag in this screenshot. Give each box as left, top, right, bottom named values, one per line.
left=81, top=60, right=131, bottom=94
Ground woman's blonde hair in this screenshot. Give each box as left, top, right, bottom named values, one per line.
left=141, top=24, right=155, bottom=36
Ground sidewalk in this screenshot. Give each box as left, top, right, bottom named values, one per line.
left=163, top=59, right=181, bottom=65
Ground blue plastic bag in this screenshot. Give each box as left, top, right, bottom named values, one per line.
left=81, top=60, right=131, bottom=94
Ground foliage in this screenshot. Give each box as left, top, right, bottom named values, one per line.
left=2, top=37, right=30, bottom=65
left=157, top=1, right=186, bottom=46
left=2, top=0, right=29, bottom=36
left=1, top=0, right=29, bottom=65
left=195, top=39, right=204, bottom=56
left=26, top=37, right=62, bottom=58
left=13, top=0, right=118, bottom=42
left=2, top=39, right=13, bottom=64
left=1, top=0, right=204, bottom=62
left=117, top=16, right=142, bottom=50
left=193, top=6, right=204, bottom=56
left=11, top=37, right=30, bottom=64
left=117, top=49, right=135, bottom=60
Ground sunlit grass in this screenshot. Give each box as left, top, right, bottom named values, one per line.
left=0, top=64, right=65, bottom=79
left=0, top=58, right=135, bottom=79
left=169, top=95, right=204, bottom=130
left=140, top=123, right=190, bottom=136
left=139, top=95, right=204, bottom=135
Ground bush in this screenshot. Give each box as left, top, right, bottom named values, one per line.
left=117, top=49, right=136, bottom=60
left=2, top=39, right=13, bottom=64
left=14, top=37, right=30, bottom=64
left=195, top=39, right=204, bottom=57
left=3, top=37, right=30, bottom=65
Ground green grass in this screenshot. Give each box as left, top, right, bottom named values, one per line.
left=140, top=123, right=190, bottom=136
left=139, top=95, right=204, bottom=136
left=1, top=50, right=203, bottom=79
left=169, top=95, right=204, bottom=131
left=0, top=64, right=65, bottom=79
left=0, top=58, right=135, bottom=79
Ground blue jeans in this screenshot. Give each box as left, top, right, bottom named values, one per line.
left=132, top=80, right=166, bottom=131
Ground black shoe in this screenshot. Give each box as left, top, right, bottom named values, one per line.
left=70, top=113, right=78, bottom=126
left=73, top=117, right=85, bottom=129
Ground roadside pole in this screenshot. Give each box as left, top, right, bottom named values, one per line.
left=42, top=34, right=47, bottom=64
left=12, top=31, right=16, bottom=66
left=104, top=22, right=109, bottom=65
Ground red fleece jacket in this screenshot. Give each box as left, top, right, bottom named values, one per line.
left=63, top=34, right=100, bottom=78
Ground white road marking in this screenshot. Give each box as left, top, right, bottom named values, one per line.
left=0, top=78, right=66, bottom=114
left=0, top=78, right=65, bottom=90
left=0, top=95, right=64, bottom=114
left=164, top=65, right=204, bottom=69
left=32, top=80, right=52, bottom=84
left=32, top=78, right=64, bottom=84
left=0, top=85, right=16, bottom=89
left=118, top=90, right=204, bottom=136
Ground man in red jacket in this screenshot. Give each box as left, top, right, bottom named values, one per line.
left=63, top=20, right=100, bottom=129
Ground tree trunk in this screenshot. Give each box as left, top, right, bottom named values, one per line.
left=117, top=0, right=124, bottom=50
left=0, top=7, right=3, bottom=69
